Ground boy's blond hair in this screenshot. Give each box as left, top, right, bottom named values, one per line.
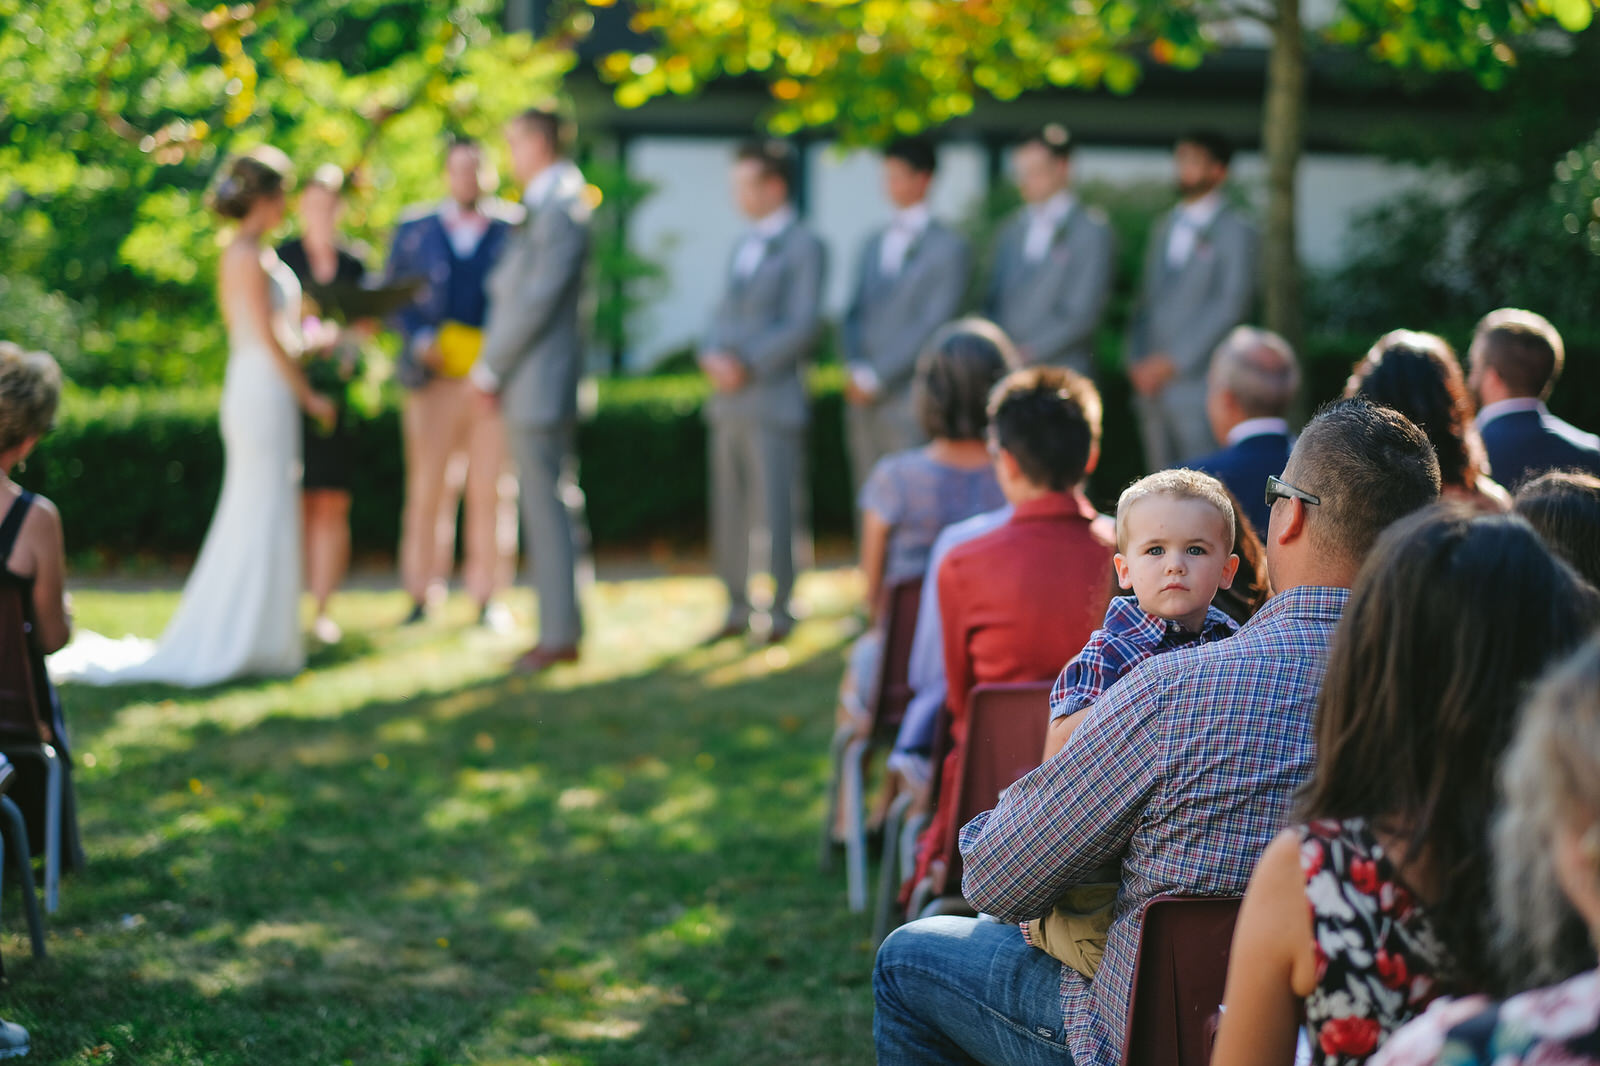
left=1114, top=468, right=1236, bottom=553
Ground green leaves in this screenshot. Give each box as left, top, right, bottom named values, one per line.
left=1552, top=0, right=1596, bottom=31
left=602, top=0, right=1598, bottom=143
left=1553, top=127, right=1600, bottom=254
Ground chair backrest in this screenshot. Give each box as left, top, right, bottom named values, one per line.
left=1121, top=894, right=1244, bottom=1066
left=939, top=681, right=1052, bottom=892
left=0, top=585, right=49, bottom=745
left=868, top=576, right=924, bottom=743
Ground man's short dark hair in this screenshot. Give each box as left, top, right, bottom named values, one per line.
left=1283, top=398, right=1441, bottom=565
left=987, top=366, right=1102, bottom=492
left=1179, top=128, right=1233, bottom=168
left=512, top=108, right=569, bottom=155
left=1473, top=308, right=1565, bottom=400
left=1020, top=123, right=1073, bottom=160
left=884, top=135, right=938, bottom=175
left=735, top=139, right=798, bottom=193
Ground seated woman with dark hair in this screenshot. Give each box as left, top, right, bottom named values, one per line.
left=0, top=342, right=86, bottom=875
left=1345, top=330, right=1512, bottom=512
left=1373, top=635, right=1600, bottom=1066
left=1213, top=505, right=1600, bottom=1066
left=830, top=318, right=1012, bottom=840
left=854, top=319, right=1012, bottom=631
left=1514, top=469, right=1600, bottom=588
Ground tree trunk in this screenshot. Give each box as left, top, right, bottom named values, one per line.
left=1262, top=0, right=1305, bottom=348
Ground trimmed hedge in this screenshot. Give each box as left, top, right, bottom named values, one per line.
left=24, top=335, right=1600, bottom=563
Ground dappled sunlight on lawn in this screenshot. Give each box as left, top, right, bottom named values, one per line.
left=17, top=571, right=875, bottom=1065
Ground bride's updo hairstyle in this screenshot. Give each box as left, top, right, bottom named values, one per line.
left=0, top=342, right=63, bottom=455
left=209, top=146, right=294, bottom=220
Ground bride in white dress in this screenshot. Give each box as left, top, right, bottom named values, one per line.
left=51, top=148, right=337, bottom=687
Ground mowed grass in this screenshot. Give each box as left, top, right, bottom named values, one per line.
left=4, top=572, right=877, bottom=1065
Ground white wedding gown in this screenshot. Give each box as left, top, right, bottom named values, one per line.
left=51, top=249, right=306, bottom=687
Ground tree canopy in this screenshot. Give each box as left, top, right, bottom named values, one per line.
left=603, top=0, right=1597, bottom=142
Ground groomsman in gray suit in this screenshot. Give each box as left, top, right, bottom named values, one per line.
left=471, top=108, right=591, bottom=673
left=1127, top=130, right=1259, bottom=469
left=839, top=136, right=972, bottom=491
left=985, top=124, right=1115, bottom=374
left=700, top=141, right=827, bottom=644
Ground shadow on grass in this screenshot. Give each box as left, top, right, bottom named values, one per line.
left=18, top=623, right=874, bottom=1066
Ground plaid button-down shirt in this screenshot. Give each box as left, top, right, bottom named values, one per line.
left=1048, top=597, right=1238, bottom=722
left=960, top=585, right=1349, bottom=1066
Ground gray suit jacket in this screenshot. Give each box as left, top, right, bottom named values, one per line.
left=479, top=165, right=591, bottom=428
left=702, top=220, right=827, bottom=429
left=840, top=220, right=971, bottom=397
left=1127, top=202, right=1258, bottom=380
left=985, top=204, right=1116, bottom=371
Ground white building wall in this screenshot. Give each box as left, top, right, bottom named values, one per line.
left=623, top=136, right=1433, bottom=369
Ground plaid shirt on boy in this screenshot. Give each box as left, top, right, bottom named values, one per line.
left=1048, top=597, right=1238, bottom=722
left=959, top=585, right=1350, bottom=1066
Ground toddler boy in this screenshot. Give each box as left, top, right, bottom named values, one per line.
left=1026, top=469, right=1242, bottom=977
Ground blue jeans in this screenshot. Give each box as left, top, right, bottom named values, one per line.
left=874, top=916, right=1077, bottom=1066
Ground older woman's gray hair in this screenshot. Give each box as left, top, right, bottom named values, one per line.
left=1493, top=634, right=1600, bottom=989
left=0, top=342, right=63, bottom=455
left=912, top=317, right=1018, bottom=442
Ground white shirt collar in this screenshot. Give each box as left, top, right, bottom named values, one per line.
left=440, top=199, right=485, bottom=225
left=891, top=202, right=932, bottom=234
left=1475, top=396, right=1544, bottom=430
left=1226, top=417, right=1290, bottom=447
left=1178, top=189, right=1225, bottom=228
left=751, top=203, right=797, bottom=241
left=1030, top=190, right=1075, bottom=225
left=523, top=160, right=579, bottom=209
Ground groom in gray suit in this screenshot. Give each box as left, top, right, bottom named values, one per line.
left=1127, top=130, right=1259, bottom=469
left=700, top=140, right=827, bottom=643
left=985, top=125, right=1115, bottom=374
left=839, top=136, right=972, bottom=491
left=472, top=108, right=591, bottom=673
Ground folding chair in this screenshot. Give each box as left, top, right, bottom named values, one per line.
left=821, top=575, right=923, bottom=912
left=0, top=575, right=64, bottom=913
left=1120, top=894, right=1244, bottom=1066
left=907, top=681, right=1053, bottom=919
left=0, top=756, right=47, bottom=968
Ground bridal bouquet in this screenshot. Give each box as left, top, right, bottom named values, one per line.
left=301, top=315, right=369, bottom=434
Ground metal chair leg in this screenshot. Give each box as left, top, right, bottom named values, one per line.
left=842, top=736, right=870, bottom=912
left=819, top=723, right=854, bottom=874
left=40, top=744, right=60, bottom=914
left=0, top=797, right=46, bottom=959
left=871, top=789, right=914, bottom=947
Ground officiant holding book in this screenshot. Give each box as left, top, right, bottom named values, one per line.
left=278, top=163, right=371, bottom=645
left=386, top=138, right=521, bottom=628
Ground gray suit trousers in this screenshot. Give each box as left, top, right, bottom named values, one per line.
left=506, top=421, right=587, bottom=648
left=711, top=420, right=804, bottom=627
left=1134, top=378, right=1216, bottom=470
left=845, top=389, right=923, bottom=494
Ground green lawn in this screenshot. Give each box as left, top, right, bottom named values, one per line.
left=6, top=572, right=877, bottom=1065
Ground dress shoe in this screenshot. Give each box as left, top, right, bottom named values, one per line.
left=511, top=645, right=579, bottom=674
left=401, top=602, right=427, bottom=626
left=699, top=620, right=748, bottom=646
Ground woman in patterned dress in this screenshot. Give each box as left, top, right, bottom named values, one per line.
left=1211, top=505, right=1600, bottom=1066
left=1373, top=635, right=1600, bottom=1066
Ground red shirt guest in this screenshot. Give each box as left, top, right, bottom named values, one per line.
left=912, top=364, right=1115, bottom=894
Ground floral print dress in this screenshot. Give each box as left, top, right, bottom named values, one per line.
left=1298, top=817, right=1458, bottom=1066
left=1370, top=968, right=1600, bottom=1066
